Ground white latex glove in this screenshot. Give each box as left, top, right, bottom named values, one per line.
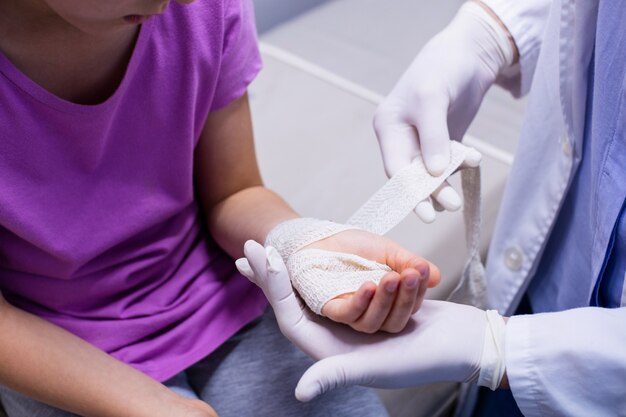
left=373, top=1, right=514, bottom=222
left=236, top=241, right=507, bottom=401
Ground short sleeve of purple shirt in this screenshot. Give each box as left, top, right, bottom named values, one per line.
left=211, top=0, right=262, bottom=111
left=0, top=0, right=267, bottom=381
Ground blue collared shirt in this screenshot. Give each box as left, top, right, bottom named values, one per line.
left=528, top=0, right=626, bottom=311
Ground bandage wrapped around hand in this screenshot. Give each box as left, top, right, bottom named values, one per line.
left=266, top=141, right=486, bottom=314
left=265, top=218, right=392, bottom=314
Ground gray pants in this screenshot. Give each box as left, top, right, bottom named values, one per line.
left=0, top=308, right=388, bottom=417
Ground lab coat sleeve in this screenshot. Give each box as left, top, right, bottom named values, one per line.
left=506, top=307, right=626, bottom=417
left=480, top=0, right=552, bottom=97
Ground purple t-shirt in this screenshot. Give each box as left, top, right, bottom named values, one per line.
left=0, top=0, right=267, bottom=381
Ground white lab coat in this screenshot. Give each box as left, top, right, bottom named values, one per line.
left=466, top=0, right=626, bottom=416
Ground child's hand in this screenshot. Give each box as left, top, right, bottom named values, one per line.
left=304, top=230, right=440, bottom=333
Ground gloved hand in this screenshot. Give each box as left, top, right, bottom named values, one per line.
left=373, top=1, right=515, bottom=222
left=236, top=241, right=507, bottom=401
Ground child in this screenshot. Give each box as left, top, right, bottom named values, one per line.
left=0, top=0, right=438, bottom=416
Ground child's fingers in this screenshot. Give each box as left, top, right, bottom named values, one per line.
left=322, top=282, right=376, bottom=324
left=380, top=269, right=423, bottom=333
left=402, top=259, right=440, bottom=289
left=352, top=272, right=400, bottom=334
left=426, top=263, right=441, bottom=288
left=411, top=268, right=430, bottom=314
left=383, top=243, right=440, bottom=288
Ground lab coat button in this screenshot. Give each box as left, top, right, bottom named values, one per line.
left=504, top=247, right=523, bottom=271
left=561, top=132, right=572, bottom=157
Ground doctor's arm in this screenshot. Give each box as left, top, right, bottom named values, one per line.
left=504, top=307, right=626, bottom=417
left=374, top=0, right=550, bottom=223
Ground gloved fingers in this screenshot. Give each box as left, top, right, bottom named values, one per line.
left=414, top=198, right=436, bottom=223
left=431, top=181, right=462, bottom=212
left=243, top=240, right=269, bottom=277
left=432, top=198, right=445, bottom=212
left=350, top=272, right=401, bottom=334
left=460, top=146, right=482, bottom=168
left=373, top=115, right=421, bottom=178
left=295, top=354, right=366, bottom=402
left=431, top=146, right=479, bottom=211
left=235, top=257, right=256, bottom=282
left=409, top=96, right=452, bottom=176
left=380, top=269, right=425, bottom=333
left=242, top=241, right=304, bottom=327
left=321, top=281, right=376, bottom=324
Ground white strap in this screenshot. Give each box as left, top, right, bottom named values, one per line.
left=447, top=167, right=487, bottom=309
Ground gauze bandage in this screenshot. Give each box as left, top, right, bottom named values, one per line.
left=265, top=218, right=394, bottom=314
left=266, top=141, right=487, bottom=314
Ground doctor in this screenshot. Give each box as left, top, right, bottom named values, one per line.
left=238, top=0, right=626, bottom=416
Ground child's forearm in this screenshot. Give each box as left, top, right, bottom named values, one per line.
left=207, top=185, right=299, bottom=258
left=0, top=297, right=212, bottom=417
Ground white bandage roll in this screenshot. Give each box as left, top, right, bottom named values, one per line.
left=266, top=141, right=486, bottom=314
